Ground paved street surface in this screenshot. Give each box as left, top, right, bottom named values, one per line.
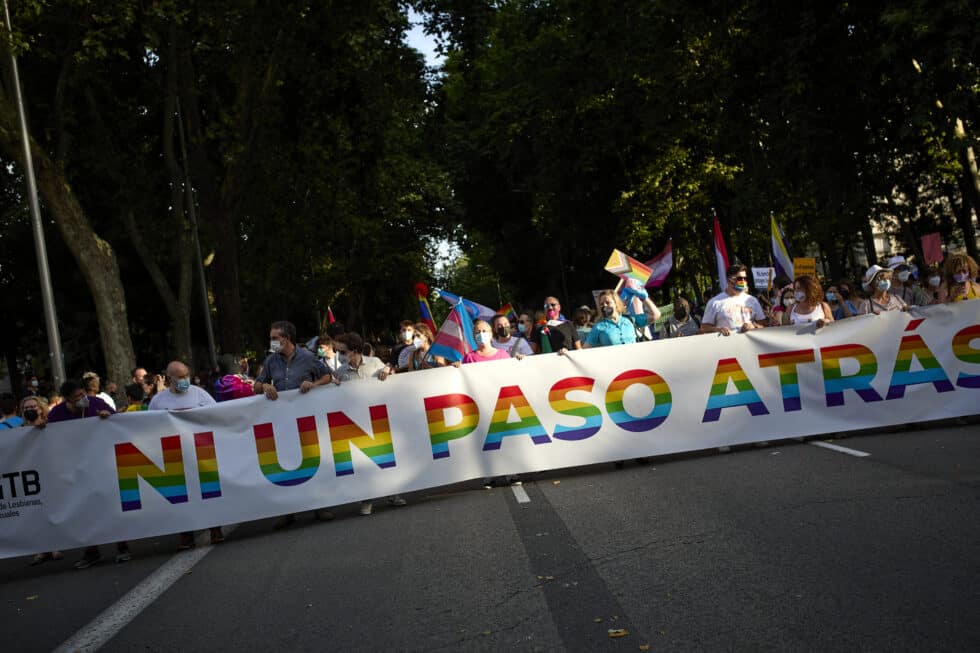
left=3, top=421, right=979, bottom=652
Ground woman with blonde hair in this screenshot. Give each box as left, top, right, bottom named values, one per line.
left=463, top=320, right=512, bottom=363
left=940, top=253, right=980, bottom=302
left=584, top=290, right=636, bottom=348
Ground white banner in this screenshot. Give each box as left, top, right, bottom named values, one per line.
left=752, top=266, right=776, bottom=289
left=2, top=303, right=979, bottom=558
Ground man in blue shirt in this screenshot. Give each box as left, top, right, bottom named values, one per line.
left=253, top=320, right=337, bottom=399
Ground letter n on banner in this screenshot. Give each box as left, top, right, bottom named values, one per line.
left=115, top=435, right=188, bottom=512
left=703, top=358, right=768, bottom=422
left=425, top=393, right=479, bottom=459
left=820, top=344, right=883, bottom=406
left=483, top=386, right=551, bottom=451
left=254, top=416, right=321, bottom=486
left=328, top=405, right=395, bottom=476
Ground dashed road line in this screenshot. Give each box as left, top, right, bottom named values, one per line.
left=810, top=441, right=871, bottom=457
left=511, top=483, right=531, bottom=503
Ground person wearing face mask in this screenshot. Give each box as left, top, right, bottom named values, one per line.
left=770, top=286, right=795, bottom=325
left=701, top=264, right=767, bottom=336
left=148, top=361, right=218, bottom=410
left=784, top=275, right=834, bottom=328
left=0, top=393, right=23, bottom=428
left=887, top=256, right=931, bottom=306
left=17, top=395, right=64, bottom=566
left=147, top=361, right=223, bottom=549
left=940, top=253, right=980, bottom=303
left=392, top=320, right=416, bottom=372
left=82, top=371, right=117, bottom=411
left=583, top=290, right=637, bottom=348
left=572, top=306, right=593, bottom=342
left=401, top=323, right=439, bottom=371
left=516, top=313, right=533, bottom=342
left=857, top=265, right=907, bottom=314
left=921, top=265, right=944, bottom=304
left=46, top=380, right=127, bottom=567
left=530, top=296, right=581, bottom=354
left=253, top=320, right=338, bottom=401
left=490, top=313, right=533, bottom=357
left=333, top=332, right=405, bottom=515
left=664, top=297, right=701, bottom=337
left=314, top=335, right=340, bottom=374
left=464, top=320, right=514, bottom=362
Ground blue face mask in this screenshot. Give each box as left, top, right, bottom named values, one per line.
left=877, top=279, right=891, bottom=292
left=175, top=377, right=191, bottom=393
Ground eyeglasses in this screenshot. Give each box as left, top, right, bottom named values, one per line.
left=544, top=303, right=559, bottom=308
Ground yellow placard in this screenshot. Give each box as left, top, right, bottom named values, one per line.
left=793, top=257, right=816, bottom=278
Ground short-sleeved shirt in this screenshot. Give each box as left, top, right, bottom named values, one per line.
left=530, top=321, right=579, bottom=352
left=703, top=292, right=766, bottom=331
left=48, top=396, right=115, bottom=422
left=335, top=356, right=387, bottom=381
left=491, top=336, right=533, bottom=357
left=149, top=385, right=217, bottom=411
left=586, top=317, right=637, bottom=347
left=463, top=348, right=511, bottom=364
left=256, top=347, right=326, bottom=391
left=892, top=284, right=931, bottom=307
left=0, top=416, right=24, bottom=429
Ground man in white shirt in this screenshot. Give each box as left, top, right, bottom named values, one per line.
left=148, top=361, right=218, bottom=411
left=148, top=360, right=221, bottom=548
left=701, top=264, right=767, bottom=336
left=490, top=314, right=532, bottom=357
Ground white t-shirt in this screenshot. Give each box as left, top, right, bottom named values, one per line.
left=703, top=292, right=766, bottom=331
left=491, top=336, right=533, bottom=357
left=148, top=385, right=217, bottom=411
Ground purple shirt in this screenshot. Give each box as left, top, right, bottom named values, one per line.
left=47, top=397, right=115, bottom=422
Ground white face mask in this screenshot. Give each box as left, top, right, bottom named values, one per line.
left=475, top=331, right=492, bottom=345
left=412, top=337, right=423, bottom=348
left=897, top=271, right=911, bottom=282
left=401, top=330, right=413, bottom=343
left=270, top=339, right=282, bottom=353
left=928, top=276, right=941, bottom=287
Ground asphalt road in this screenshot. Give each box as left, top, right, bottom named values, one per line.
left=3, top=421, right=979, bottom=652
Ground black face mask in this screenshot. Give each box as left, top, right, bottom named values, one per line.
left=495, top=327, right=509, bottom=339
left=23, top=409, right=39, bottom=422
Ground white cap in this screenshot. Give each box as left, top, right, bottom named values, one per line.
left=863, top=264, right=886, bottom=288
left=887, top=255, right=907, bottom=269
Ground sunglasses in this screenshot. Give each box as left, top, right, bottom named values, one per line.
left=544, top=303, right=559, bottom=308
left=732, top=276, right=748, bottom=281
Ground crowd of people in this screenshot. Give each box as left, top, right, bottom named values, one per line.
left=3, top=251, right=978, bottom=569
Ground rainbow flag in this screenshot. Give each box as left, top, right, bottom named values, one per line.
left=497, top=303, right=516, bottom=319
left=770, top=215, right=794, bottom=280
left=414, top=282, right=437, bottom=334
left=605, top=249, right=653, bottom=286
left=429, top=301, right=478, bottom=363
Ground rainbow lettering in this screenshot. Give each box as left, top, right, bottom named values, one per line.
left=483, top=385, right=551, bottom=451
left=758, top=349, right=816, bottom=412
left=886, top=334, right=954, bottom=399
left=115, top=435, right=187, bottom=512
left=328, top=405, right=395, bottom=476
left=194, top=431, right=221, bottom=500
left=820, top=344, right=883, bottom=406
left=550, top=376, right=602, bottom=441
left=425, top=393, right=480, bottom=459
left=703, top=358, right=768, bottom=422
left=254, top=416, right=321, bottom=486
left=606, top=369, right=672, bottom=432
left=953, top=324, right=980, bottom=388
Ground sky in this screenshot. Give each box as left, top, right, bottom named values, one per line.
left=404, top=8, right=444, bottom=68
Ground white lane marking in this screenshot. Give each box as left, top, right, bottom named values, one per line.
left=54, top=526, right=237, bottom=653
left=511, top=484, right=531, bottom=503
left=809, top=441, right=871, bottom=457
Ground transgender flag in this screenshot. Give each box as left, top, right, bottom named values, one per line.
left=770, top=215, right=794, bottom=280
left=429, top=301, right=478, bottom=363
left=433, top=288, right=497, bottom=321
left=713, top=214, right=730, bottom=291
left=644, top=240, right=673, bottom=288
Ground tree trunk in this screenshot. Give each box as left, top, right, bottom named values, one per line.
left=860, top=218, right=877, bottom=269
left=949, top=181, right=979, bottom=261
left=0, top=94, right=136, bottom=385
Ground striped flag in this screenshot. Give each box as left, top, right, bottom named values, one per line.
left=433, top=288, right=497, bottom=321
left=644, top=240, right=673, bottom=288
left=497, top=303, right=516, bottom=319
left=326, top=306, right=336, bottom=324
left=770, top=215, right=794, bottom=280
left=713, top=213, right=730, bottom=291
left=414, top=283, right=437, bottom=334
left=429, top=301, right=478, bottom=363
left=605, top=249, right=653, bottom=286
